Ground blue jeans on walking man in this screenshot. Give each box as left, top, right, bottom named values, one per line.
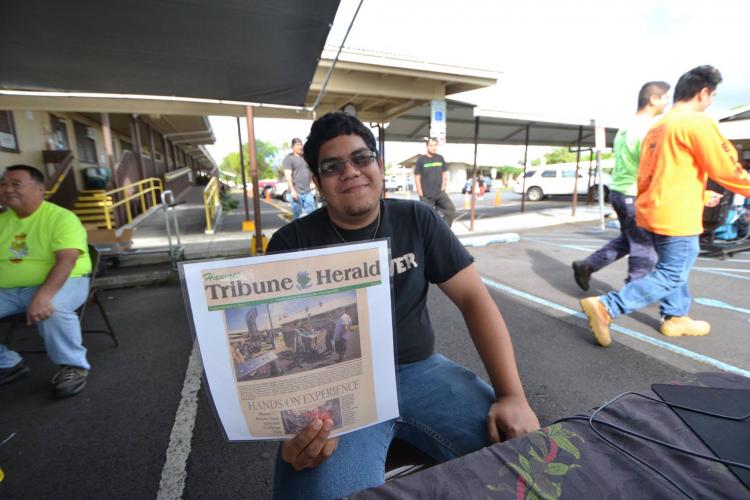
left=600, top=233, right=700, bottom=319
left=272, top=353, right=496, bottom=500
left=0, top=277, right=90, bottom=370
left=291, top=191, right=316, bottom=220
left=585, top=191, right=657, bottom=283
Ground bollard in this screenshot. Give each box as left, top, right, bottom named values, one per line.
left=494, top=190, right=502, bottom=206
left=250, top=233, right=268, bottom=256
left=464, top=193, right=470, bottom=209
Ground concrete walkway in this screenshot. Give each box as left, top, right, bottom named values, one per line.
left=122, top=186, right=608, bottom=263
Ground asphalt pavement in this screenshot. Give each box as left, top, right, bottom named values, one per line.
left=2, top=193, right=748, bottom=499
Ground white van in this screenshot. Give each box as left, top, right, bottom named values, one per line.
left=513, top=166, right=611, bottom=201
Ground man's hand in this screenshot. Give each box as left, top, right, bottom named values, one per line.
left=704, top=190, right=723, bottom=207
left=486, top=394, right=540, bottom=443
left=280, top=418, right=339, bottom=470
left=291, top=189, right=299, bottom=202
left=26, top=290, right=56, bottom=325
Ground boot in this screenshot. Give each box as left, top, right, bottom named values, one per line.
left=660, top=317, right=710, bottom=337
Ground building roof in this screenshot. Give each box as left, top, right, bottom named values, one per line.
left=719, top=104, right=750, bottom=122
left=384, top=99, right=619, bottom=148
left=0, top=0, right=339, bottom=106
left=0, top=50, right=499, bottom=125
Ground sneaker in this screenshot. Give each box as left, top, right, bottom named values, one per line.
left=580, top=297, right=612, bottom=347
left=0, top=361, right=30, bottom=386
left=660, top=317, right=710, bottom=337
left=51, top=365, right=88, bottom=398
left=572, top=260, right=592, bottom=291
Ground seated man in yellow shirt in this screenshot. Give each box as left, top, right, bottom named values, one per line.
left=0, top=165, right=92, bottom=397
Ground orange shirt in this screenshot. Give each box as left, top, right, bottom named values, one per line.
left=636, top=107, right=750, bottom=236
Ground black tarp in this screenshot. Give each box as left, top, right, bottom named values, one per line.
left=0, top=0, right=340, bottom=105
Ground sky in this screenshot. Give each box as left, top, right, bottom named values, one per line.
left=207, top=0, right=750, bottom=168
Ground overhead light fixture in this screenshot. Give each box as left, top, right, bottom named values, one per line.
left=342, top=103, right=357, bottom=117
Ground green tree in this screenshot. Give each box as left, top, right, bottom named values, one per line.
left=531, top=147, right=613, bottom=166
left=220, top=139, right=279, bottom=180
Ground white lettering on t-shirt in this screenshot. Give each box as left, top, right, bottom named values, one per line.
left=390, top=252, right=418, bottom=276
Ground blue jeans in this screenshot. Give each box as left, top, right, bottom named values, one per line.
left=0, top=277, right=90, bottom=370
left=272, top=353, right=496, bottom=500
left=600, top=233, right=700, bottom=319
left=291, top=191, right=316, bottom=220
left=585, top=191, right=657, bottom=283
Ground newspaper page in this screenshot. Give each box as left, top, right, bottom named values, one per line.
left=179, top=240, right=398, bottom=441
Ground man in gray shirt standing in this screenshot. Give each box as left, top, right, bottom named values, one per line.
left=283, top=138, right=315, bottom=220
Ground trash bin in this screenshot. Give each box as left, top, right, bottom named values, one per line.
left=82, top=166, right=111, bottom=190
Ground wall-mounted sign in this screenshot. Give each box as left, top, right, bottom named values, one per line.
left=430, top=100, right=447, bottom=145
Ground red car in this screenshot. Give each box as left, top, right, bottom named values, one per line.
left=256, top=179, right=289, bottom=200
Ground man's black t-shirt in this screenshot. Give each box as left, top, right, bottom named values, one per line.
left=266, top=199, right=473, bottom=364
left=414, top=153, right=447, bottom=197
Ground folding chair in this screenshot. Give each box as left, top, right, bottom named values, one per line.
left=0, top=244, right=118, bottom=352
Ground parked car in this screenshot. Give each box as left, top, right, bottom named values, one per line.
left=256, top=179, right=290, bottom=200
left=273, top=181, right=289, bottom=201
left=462, top=176, right=493, bottom=194
left=257, top=179, right=280, bottom=198
left=385, top=177, right=404, bottom=192
left=513, top=166, right=611, bottom=201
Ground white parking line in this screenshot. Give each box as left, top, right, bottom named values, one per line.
left=157, top=343, right=203, bottom=500
left=694, top=297, right=750, bottom=318
left=698, top=257, right=750, bottom=263
left=525, top=237, right=750, bottom=279
left=692, top=268, right=750, bottom=280
left=692, top=266, right=750, bottom=273
left=481, top=277, right=750, bottom=379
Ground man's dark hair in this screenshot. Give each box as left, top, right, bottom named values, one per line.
left=637, top=81, right=670, bottom=110
left=291, top=137, right=303, bottom=146
left=426, top=137, right=438, bottom=145
left=303, top=112, right=377, bottom=178
left=5, top=164, right=45, bottom=184
left=673, top=65, right=722, bottom=103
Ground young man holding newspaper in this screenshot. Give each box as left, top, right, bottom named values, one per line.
left=266, top=112, right=539, bottom=499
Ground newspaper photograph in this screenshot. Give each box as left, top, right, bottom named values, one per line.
left=179, top=240, right=398, bottom=441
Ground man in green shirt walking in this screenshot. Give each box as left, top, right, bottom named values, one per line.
left=572, top=81, right=670, bottom=291
left=0, top=165, right=92, bottom=397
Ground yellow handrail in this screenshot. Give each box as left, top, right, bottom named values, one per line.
left=203, top=176, right=220, bottom=233
left=44, top=162, right=74, bottom=198
left=86, top=177, right=164, bottom=229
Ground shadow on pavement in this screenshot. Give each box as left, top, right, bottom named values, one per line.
left=525, top=248, right=662, bottom=332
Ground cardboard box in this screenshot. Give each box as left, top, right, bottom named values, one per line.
left=86, top=228, right=134, bottom=246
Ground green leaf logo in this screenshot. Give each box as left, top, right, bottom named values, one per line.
left=296, top=271, right=312, bottom=290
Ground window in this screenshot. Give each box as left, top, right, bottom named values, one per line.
left=523, top=170, right=537, bottom=178
left=541, top=170, right=557, bottom=178
left=561, top=170, right=578, bottom=178
left=0, top=111, right=20, bottom=153
left=50, top=115, right=70, bottom=150
left=74, top=121, right=97, bottom=164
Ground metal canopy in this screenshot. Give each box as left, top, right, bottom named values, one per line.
left=385, top=99, right=619, bottom=148
left=719, top=104, right=750, bottom=122
left=0, top=0, right=339, bottom=106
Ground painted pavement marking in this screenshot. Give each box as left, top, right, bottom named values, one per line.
left=157, top=343, right=203, bottom=500
left=694, top=298, right=750, bottom=322
left=481, top=277, right=750, bottom=379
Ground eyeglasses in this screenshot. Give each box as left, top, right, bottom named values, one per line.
left=318, top=150, right=377, bottom=177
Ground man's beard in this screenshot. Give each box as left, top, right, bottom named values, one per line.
left=343, top=198, right=378, bottom=218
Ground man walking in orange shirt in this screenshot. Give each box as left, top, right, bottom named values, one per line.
left=580, top=65, right=750, bottom=346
